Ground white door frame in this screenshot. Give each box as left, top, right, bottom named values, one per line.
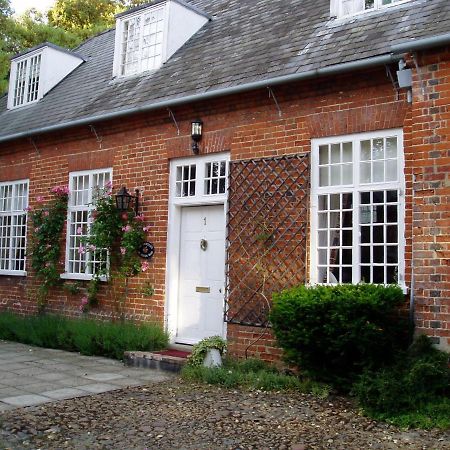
left=165, top=152, right=230, bottom=344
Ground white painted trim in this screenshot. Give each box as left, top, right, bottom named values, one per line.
left=0, top=270, right=27, bottom=277
left=335, top=0, right=412, bottom=20
left=7, top=50, right=43, bottom=110
left=64, top=168, right=112, bottom=277
left=310, top=129, right=406, bottom=290
left=165, top=152, right=230, bottom=344
left=0, top=179, right=29, bottom=276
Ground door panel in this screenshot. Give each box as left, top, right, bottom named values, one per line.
left=176, top=204, right=225, bottom=343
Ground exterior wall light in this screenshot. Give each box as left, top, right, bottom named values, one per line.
left=115, top=186, right=140, bottom=215
left=191, top=119, right=203, bottom=154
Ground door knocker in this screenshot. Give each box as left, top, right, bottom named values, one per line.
left=200, top=239, right=208, bottom=251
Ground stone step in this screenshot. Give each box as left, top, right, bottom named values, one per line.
left=124, top=349, right=191, bottom=373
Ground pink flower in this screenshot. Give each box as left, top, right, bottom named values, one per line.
left=45, top=262, right=50, bottom=268
left=120, top=247, right=127, bottom=255
left=135, top=214, right=145, bottom=222
left=36, top=196, right=44, bottom=203
left=34, top=227, right=40, bottom=233
left=24, top=206, right=32, bottom=212
left=105, top=181, right=113, bottom=189
left=50, top=186, right=70, bottom=196
left=88, top=245, right=96, bottom=251
left=141, top=261, right=149, bottom=272
left=77, top=227, right=83, bottom=235
left=43, top=210, right=49, bottom=217
left=122, top=225, right=132, bottom=232
left=143, top=225, right=151, bottom=232
left=46, top=244, right=51, bottom=249
left=121, top=213, right=129, bottom=220
left=81, top=296, right=88, bottom=305
left=78, top=245, right=86, bottom=255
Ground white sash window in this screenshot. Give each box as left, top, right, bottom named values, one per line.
left=0, top=180, right=28, bottom=275
left=311, top=130, right=405, bottom=288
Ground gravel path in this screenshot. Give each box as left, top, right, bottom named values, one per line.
left=1, top=379, right=448, bottom=450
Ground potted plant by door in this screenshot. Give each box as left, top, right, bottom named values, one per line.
left=187, top=336, right=227, bottom=368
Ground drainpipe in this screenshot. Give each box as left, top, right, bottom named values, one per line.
left=0, top=54, right=400, bottom=144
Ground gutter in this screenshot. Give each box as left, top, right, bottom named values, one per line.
left=0, top=54, right=399, bottom=144
left=391, top=32, right=450, bottom=54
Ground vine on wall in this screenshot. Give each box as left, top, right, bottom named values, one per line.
left=80, top=185, right=150, bottom=314
left=28, top=186, right=70, bottom=310
left=28, top=184, right=150, bottom=315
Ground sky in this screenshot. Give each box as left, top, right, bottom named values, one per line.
left=11, top=0, right=56, bottom=16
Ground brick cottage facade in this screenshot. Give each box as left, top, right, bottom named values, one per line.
left=0, top=0, right=449, bottom=359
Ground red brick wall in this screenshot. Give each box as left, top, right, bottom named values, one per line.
left=0, top=57, right=448, bottom=357
left=408, top=48, right=450, bottom=351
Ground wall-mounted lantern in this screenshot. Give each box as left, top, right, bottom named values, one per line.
left=115, top=186, right=140, bottom=215
left=191, top=119, right=203, bottom=154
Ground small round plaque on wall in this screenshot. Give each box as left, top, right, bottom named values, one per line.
left=138, top=242, right=155, bottom=259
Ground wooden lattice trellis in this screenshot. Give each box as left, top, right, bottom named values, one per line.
left=225, top=154, right=310, bottom=327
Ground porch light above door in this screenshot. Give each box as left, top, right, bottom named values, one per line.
left=191, top=119, right=203, bottom=154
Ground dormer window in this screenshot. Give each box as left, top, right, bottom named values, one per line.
left=113, top=0, right=209, bottom=79
left=120, top=5, right=165, bottom=76
left=12, top=52, right=42, bottom=108
left=7, top=43, right=84, bottom=110
left=332, top=0, right=408, bottom=18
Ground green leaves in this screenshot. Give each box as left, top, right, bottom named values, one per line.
left=270, top=284, right=410, bottom=389
left=29, top=191, right=69, bottom=309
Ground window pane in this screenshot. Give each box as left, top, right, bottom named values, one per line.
left=373, top=161, right=384, bottom=182
left=342, top=164, right=352, bottom=184
left=386, top=160, right=397, bottom=181
left=319, top=145, right=329, bottom=164
left=361, top=140, right=371, bottom=161
left=386, top=137, right=397, bottom=158
left=319, top=167, right=329, bottom=187
left=330, top=144, right=340, bottom=163
left=342, top=142, right=352, bottom=162
left=360, top=162, right=371, bottom=183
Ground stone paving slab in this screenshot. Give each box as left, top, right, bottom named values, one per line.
left=0, top=340, right=174, bottom=409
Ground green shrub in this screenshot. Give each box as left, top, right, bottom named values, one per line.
left=353, top=335, right=450, bottom=417
left=270, top=284, right=410, bottom=388
left=182, top=358, right=330, bottom=397
left=0, top=312, right=168, bottom=359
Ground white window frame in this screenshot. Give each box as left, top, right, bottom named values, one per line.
left=310, top=129, right=406, bottom=290
left=171, top=153, right=230, bottom=206
left=0, top=179, right=29, bottom=276
left=8, top=50, right=42, bottom=109
left=62, top=168, right=112, bottom=281
left=335, top=0, right=411, bottom=19
left=113, top=2, right=169, bottom=78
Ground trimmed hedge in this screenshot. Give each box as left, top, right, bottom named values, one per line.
left=0, top=312, right=169, bottom=360
left=270, top=284, right=410, bottom=388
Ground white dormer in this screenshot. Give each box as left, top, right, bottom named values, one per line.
left=7, top=43, right=84, bottom=110
left=331, top=0, right=410, bottom=19
left=113, top=0, right=209, bottom=78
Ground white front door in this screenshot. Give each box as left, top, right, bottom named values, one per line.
left=176, top=204, right=225, bottom=344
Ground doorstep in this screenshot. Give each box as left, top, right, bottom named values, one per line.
left=123, top=349, right=191, bottom=373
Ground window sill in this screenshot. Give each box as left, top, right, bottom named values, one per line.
left=60, top=273, right=107, bottom=282
left=0, top=270, right=27, bottom=277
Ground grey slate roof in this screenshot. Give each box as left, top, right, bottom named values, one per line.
left=1, top=0, right=449, bottom=142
